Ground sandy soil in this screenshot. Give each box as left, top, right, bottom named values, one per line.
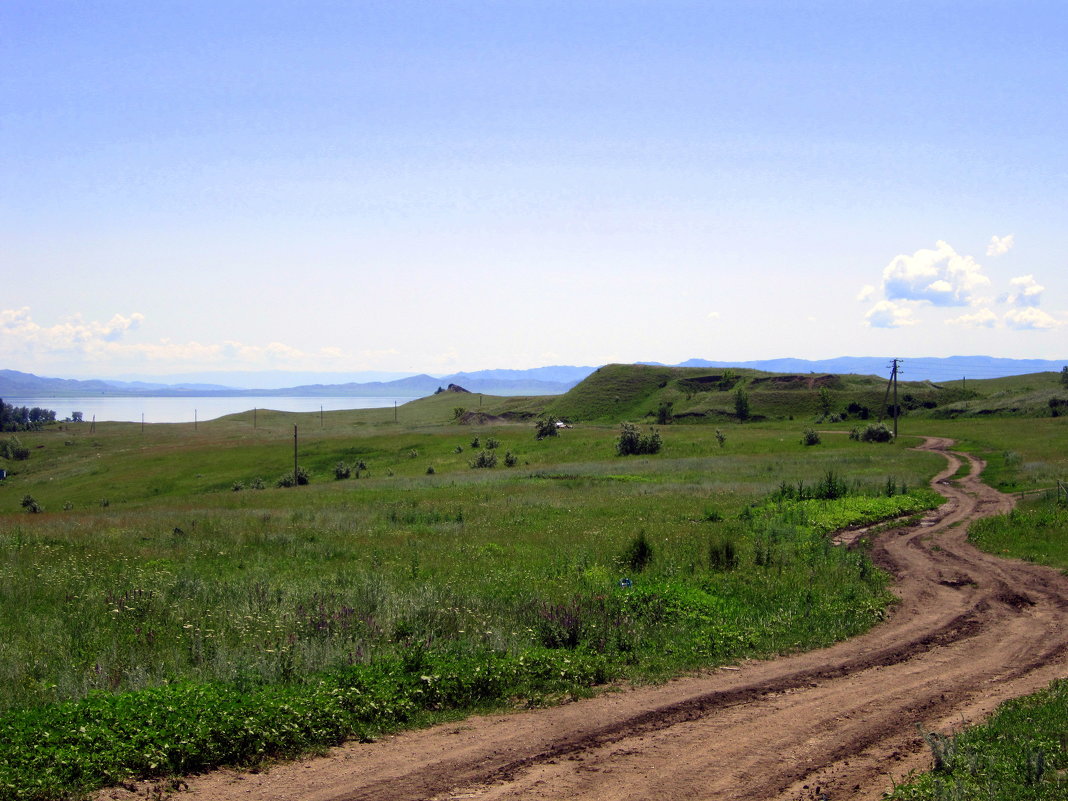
left=100, top=437, right=1068, bottom=801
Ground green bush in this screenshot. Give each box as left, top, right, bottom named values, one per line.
left=333, top=461, right=351, bottom=480
left=859, top=423, right=893, bottom=442
left=708, top=536, right=738, bottom=571
left=504, top=451, right=518, bottom=467
left=620, top=530, right=654, bottom=572
left=616, top=423, right=662, bottom=456
left=20, top=494, right=41, bottom=514
left=534, top=416, right=559, bottom=439
left=801, top=428, right=821, bottom=446
left=469, top=450, right=497, bottom=469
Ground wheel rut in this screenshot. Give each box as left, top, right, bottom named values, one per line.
left=100, top=437, right=1068, bottom=801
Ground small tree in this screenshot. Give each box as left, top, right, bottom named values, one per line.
left=817, top=387, right=833, bottom=416
left=534, top=416, right=559, bottom=440
left=20, top=494, right=41, bottom=513
left=1061, top=366, right=1068, bottom=388
left=715, top=429, right=727, bottom=448
left=334, top=461, right=351, bottom=480
left=801, top=428, right=821, bottom=446
left=734, top=388, right=751, bottom=421
left=656, top=401, right=673, bottom=425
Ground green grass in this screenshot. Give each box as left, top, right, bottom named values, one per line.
left=890, top=679, right=1068, bottom=801
left=0, top=404, right=953, bottom=799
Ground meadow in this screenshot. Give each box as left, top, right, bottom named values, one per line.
left=1, top=370, right=1065, bottom=800
left=0, top=392, right=947, bottom=800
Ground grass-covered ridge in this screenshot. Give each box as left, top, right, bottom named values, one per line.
left=0, top=408, right=948, bottom=799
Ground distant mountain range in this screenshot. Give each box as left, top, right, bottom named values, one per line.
left=2, top=356, right=1064, bottom=399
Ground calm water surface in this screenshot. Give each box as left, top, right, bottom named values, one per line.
left=5, top=396, right=415, bottom=423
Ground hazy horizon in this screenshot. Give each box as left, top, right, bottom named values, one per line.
left=4, top=2, right=1066, bottom=377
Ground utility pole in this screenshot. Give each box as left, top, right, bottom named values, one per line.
left=892, top=359, right=900, bottom=439
left=879, top=358, right=902, bottom=439
left=293, top=425, right=298, bottom=485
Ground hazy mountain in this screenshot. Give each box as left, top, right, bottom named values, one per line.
left=3, top=356, right=1064, bottom=399
left=672, top=356, right=1067, bottom=382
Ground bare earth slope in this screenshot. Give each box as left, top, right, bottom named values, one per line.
left=104, top=438, right=1068, bottom=801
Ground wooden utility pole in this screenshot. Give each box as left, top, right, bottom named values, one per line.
left=194, top=409, right=198, bottom=431
left=878, top=358, right=902, bottom=439
left=320, top=405, right=324, bottom=428
left=892, top=359, right=900, bottom=439
left=293, top=425, right=298, bottom=485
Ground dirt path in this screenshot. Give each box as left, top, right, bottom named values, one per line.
left=102, top=438, right=1068, bottom=801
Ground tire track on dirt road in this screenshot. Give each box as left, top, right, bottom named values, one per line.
left=105, top=437, right=1068, bottom=801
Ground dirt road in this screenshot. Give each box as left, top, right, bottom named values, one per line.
left=106, top=438, right=1068, bottom=801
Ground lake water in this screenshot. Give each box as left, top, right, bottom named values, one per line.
left=4, top=396, right=416, bottom=423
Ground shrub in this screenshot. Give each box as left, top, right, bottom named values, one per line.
left=485, top=437, right=500, bottom=450
left=859, top=423, right=893, bottom=443
left=715, top=429, right=727, bottom=448
left=504, top=451, right=518, bottom=467
left=453, top=445, right=464, bottom=453
left=0, top=436, right=29, bottom=460
left=470, top=436, right=481, bottom=449
left=621, top=530, right=654, bottom=572
left=20, top=494, right=41, bottom=513
left=334, top=461, right=351, bottom=480
left=656, top=401, right=673, bottom=425
left=426, top=465, right=435, bottom=475
left=452, top=407, right=466, bottom=420
left=534, top=416, right=559, bottom=439
left=734, top=388, right=751, bottom=421
left=801, top=428, right=821, bottom=446
left=708, top=536, right=738, bottom=571
left=250, top=477, right=265, bottom=490
left=231, top=481, right=245, bottom=492
left=277, top=466, right=310, bottom=488
left=616, top=423, right=662, bottom=456
left=470, top=450, right=497, bottom=469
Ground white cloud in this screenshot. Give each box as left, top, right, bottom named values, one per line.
left=946, top=308, right=998, bottom=328
left=1004, top=307, right=1063, bottom=330
left=986, top=234, right=1015, bottom=256
left=706, top=311, right=721, bottom=319
left=881, top=240, right=991, bottom=307
left=864, top=300, right=919, bottom=328
left=1006, top=274, right=1045, bottom=307
left=856, top=285, right=876, bottom=302
left=0, top=308, right=349, bottom=371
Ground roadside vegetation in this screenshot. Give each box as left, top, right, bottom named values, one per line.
left=889, top=421, right=1068, bottom=801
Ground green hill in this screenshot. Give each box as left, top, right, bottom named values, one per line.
left=530, top=363, right=1068, bottom=424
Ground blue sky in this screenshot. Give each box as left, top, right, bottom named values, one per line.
left=3, top=1, right=1066, bottom=378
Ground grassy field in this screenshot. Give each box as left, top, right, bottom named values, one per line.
left=0, top=391, right=950, bottom=800
left=1, top=369, right=1065, bottom=801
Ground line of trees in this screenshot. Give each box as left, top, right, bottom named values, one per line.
left=0, top=399, right=57, bottom=432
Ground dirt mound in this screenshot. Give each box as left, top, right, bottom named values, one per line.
left=750, top=374, right=842, bottom=390
left=457, top=411, right=505, bottom=425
